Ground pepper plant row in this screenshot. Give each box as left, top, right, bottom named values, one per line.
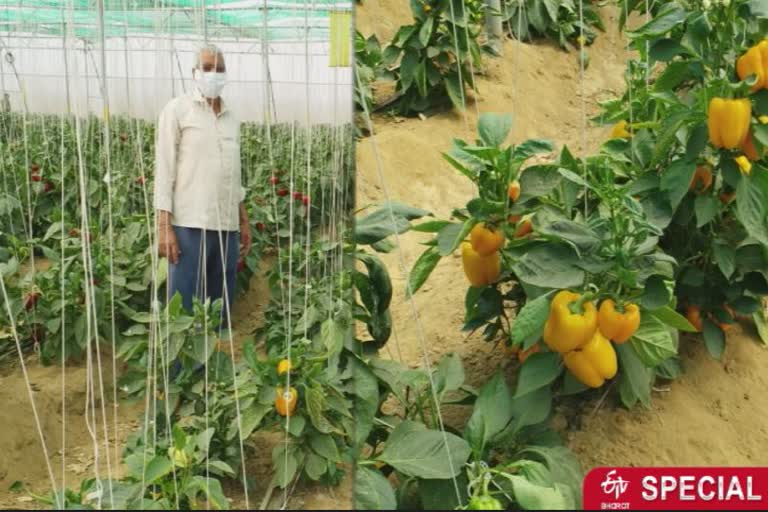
left=406, top=0, right=768, bottom=419
left=0, top=114, right=356, bottom=508
left=354, top=0, right=605, bottom=118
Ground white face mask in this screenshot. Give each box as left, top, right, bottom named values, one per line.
left=194, top=70, right=227, bottom=98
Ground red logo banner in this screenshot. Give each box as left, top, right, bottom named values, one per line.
left=583, top=467, right=768, bottom=510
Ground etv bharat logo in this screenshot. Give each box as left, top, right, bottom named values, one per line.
left=601, top=470, right=630, bottom=499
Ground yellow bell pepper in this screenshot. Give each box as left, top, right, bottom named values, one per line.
left=276, top=386, right=298, bottom=417
left=598, top=299, right=641, bottom=344
left=735, top=155, right=753, bottom=175
left=277, top=358, right=292, bottom=376
left=461, top=242, right=501, bottom=287
left=542, top=290, right=598, bottom=353
left=508, top=180, right=521, bottom=202
left=610, top=120, right=631, bottom=139
left=470, top=222, right=506, bottom=256
left=707, top=97, right=752, bottom=149
left=563, top=330, right=617, bottom=388
left=736, top=43, right=768, bottom=92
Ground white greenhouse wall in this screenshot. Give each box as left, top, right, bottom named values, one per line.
left=0, top=34, right=352, bottom=125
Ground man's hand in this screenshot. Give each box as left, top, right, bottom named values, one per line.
left=157, top=214, right=180, bottom=264
left=240, top=221, right=252, bottom=259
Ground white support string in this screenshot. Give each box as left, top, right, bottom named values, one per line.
left=59, top=106, right=68, bottom=508
left=578, top=0, right=589, bottom=216
left=95, top=0, right=120, bottom=496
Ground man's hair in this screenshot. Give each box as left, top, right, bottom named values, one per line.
left=194, top=43, right=225, bottom=68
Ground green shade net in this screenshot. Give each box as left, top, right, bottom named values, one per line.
left=0, top=0, right=352, bottom=40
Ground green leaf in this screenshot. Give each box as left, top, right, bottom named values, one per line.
left=660, top=159, right=696, bottom=209
left=437, top=221, right=470, bottom=256
left=419, top=16, right=435, bottom=46
left=376, top=421, right=471, bottom=479
left=713, top=242, right=736, bottom=279
left=686, top=123, right=708, bottom=159
left=321, top=318, right=345, bottom=356
left=478, top=113, right=513, bottom=147
left=651, top=111, right=689, bottom=166
left=509, top=293, right=552, bottom=347
left=754, top=309, right=768, bottom=345
left=616, top=344, right=653, bottom=408
left=273, top=447, right=298, bottom=489
left=653, top=60, right=691, bottom=91
left=144, top=456, right=173, bottom=485
left=736, top=170, right=768, bottom=246
left=464, top=372, right=514, bottom=455
left=358, top=252, right=393, bottom=313
left=702, top=318, right=725, bottom=359
left=355, top=202, right=430, bottom=245
left=649, top=306, right=697, bottom=332
left=518, top=165, right=562, bottom=199
left=655, top=357, right=683, bottom=379
left=183, top=476, right=229, bottom=510
left=730, top=296, right=760, bottom=315
left=537, top=220, right=600, bottom=253
left=518, top=446, right=583, bottom=505
left=208, top=460, right=236, bottom=478
left=629, top=2, right=686, bottom=38
left=749, top=0, right=768, bottom=17
left=513, top=244, right=585, bottom=290
left=445, top=72, right=465, bottom=110
left=641, top=194, right=674, bottom=229
left=351, top=361, right=379, bottom=448
left=43, top=221, right=63, bottom=241
left=629, top=314, right=678, bottom=367
left=510, top=385, right=552, bottom=428
left=694, top=194, right=719, bottom=227
left=640, top=275, right=670, bottom=310
left=514, top=139, right=554, bottom=160
left=419, top=475, right=469, bottom=511
left=310, top=433, right=340, bottom=462
left=509, top=475, right=569, bottom=510
left=414, top=61, right=428, bottom=97
left=407, top=246, right=441, bottom=297
left=434, top=352, right=465, bottom=396
left=399, top=49, right=419, bottom=91
left=354, top=467, right=397, bottom=510
left=412, top=220, right=452, bottom=233
left=305, top=453, right=327, bottom=481
left=514, top=352, right=562, bottom=398
left=650, top=38, right=688, bottom=61
left=306, top=387, right=334, bottom=434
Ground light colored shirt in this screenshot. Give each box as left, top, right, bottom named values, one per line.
left=154, top=88, right=246, bottom=232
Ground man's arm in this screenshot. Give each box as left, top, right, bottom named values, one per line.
left=155, top=103, right=181, bottom=264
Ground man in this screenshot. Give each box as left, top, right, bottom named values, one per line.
left=154, top=44, right=252, bottom=327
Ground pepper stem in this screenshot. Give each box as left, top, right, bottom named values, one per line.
left=568, top=291, right=595, bottom=315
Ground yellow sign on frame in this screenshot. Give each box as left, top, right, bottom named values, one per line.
left=329, top=10, right=351, bottom=67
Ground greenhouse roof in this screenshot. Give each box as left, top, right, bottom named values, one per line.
left=0, top=0, right=351, bottom=41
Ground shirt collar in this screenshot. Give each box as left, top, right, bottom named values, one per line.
left=190, top=86, right=228, bottom=114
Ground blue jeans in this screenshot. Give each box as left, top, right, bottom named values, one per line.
left=167, top=227, right=239, bottom=329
